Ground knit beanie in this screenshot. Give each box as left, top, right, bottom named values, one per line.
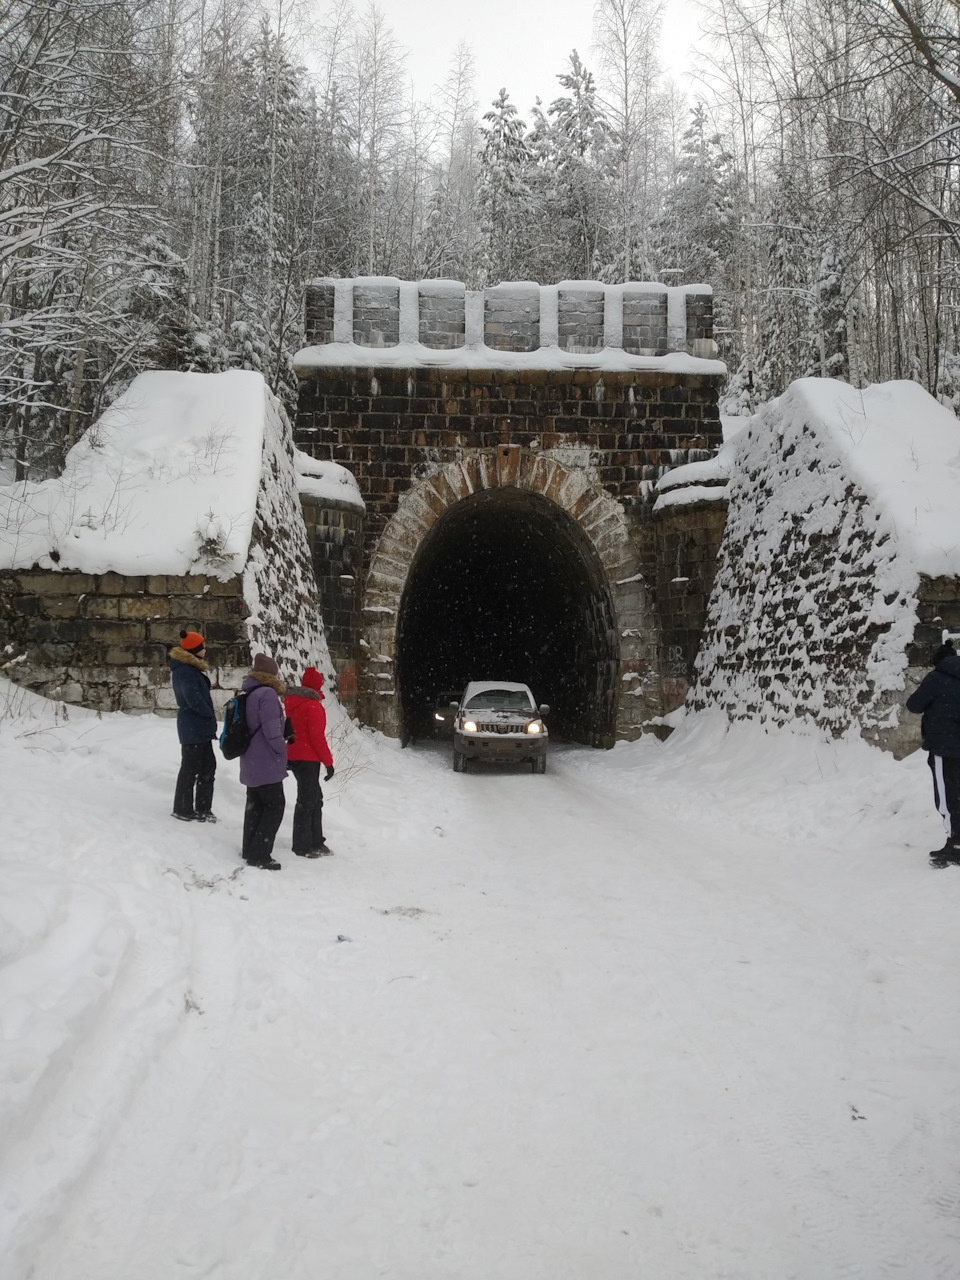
left=180, top=630, right=205, bottom=653
left=253, top=652, right=279, bottom=676
left=302, top=666, right=324, bottom=693
left=932, top=639, right=956, bottom=666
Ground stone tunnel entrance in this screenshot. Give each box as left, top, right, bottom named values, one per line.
left=395, top=489, right=620, bottom=746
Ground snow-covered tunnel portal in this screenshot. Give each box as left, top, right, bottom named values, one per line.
left=395, top=489, right=620, bottom=746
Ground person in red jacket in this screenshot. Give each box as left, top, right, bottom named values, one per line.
left=284, top=666, right=335, bottom=857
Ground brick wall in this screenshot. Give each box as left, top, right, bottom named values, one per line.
left=295, top=366, right=723, bottom=560
left=298, top=495, right=364, bottom=672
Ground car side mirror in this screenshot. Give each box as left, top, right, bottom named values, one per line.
left=539, top=704, right=550, bottom=715
left=449, top=701, right=459, bottom=708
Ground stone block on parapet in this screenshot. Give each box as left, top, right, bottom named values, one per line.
left=354, top=283, right=400, bottom=347
left=304, top=281, right=336, bottom=344
left=483, top=285, right=540, bottom=352
left=419, top=283, right=466, bottom=349
left=558, top=288, right=605, bottom=352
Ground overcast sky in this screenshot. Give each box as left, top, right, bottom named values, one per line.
left=369, top=0, right=704, bottom=113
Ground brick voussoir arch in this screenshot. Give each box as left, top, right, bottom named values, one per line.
left=359, top=448, right=650, bottom=740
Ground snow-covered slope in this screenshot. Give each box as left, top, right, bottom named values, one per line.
left=2, top=680, right=959, bottom=1278
left=0, top=370, right=268, bottom=578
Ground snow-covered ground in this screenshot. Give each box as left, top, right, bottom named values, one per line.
left=2, top=683, right=959, bottom=1278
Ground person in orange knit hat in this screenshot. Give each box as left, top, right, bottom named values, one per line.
left=168, top=629, right=218, bottom=822
left=284, top=666, right=335, bottom=856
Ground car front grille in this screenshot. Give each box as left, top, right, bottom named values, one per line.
left=477, top=721, right=523, bottom=734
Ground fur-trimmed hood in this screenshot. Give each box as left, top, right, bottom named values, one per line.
left=285, top=685, right=321, bottom=701
left=244, top=669, right=286, bottom=697
left=169, top=647, right=210, bottom=673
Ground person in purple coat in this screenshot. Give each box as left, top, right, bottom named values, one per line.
left=239, top=652, right=288, bottom=869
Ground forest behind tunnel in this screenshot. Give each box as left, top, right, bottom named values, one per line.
left=395, top=490, right=619, bottom=746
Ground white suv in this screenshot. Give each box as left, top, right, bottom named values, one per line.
left=452, top=681, right=549, bottom=774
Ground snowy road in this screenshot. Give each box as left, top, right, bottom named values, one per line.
left=2, top=688, right=960, bottom=1278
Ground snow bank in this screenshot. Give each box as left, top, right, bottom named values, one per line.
left=653, top=438, right=734, bottom=511
left=0, top=371, right=266, bottom=578
left=295, top=452, right=365, bottom=510
left=793, top=379, right=960, bottom=579
left=2, top=684, right=960, bottom=1279
left=692, top=378, right=960, bottom=739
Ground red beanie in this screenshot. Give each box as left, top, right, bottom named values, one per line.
left=180, top=630, right=205, bottom=652
left=302, top=666, right=324, bottom=693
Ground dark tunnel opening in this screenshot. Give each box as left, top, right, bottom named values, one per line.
left=396, top=489, right=619, bottom=746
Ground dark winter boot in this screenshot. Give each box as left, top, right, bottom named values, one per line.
left=929, top=839, right=960, bottom=868
left=295, top=849, right=322, bottom=859
left=244, top=856, right=282, bottom=870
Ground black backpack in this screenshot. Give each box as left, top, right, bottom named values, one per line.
left=220, top=690, right=252, bottom=759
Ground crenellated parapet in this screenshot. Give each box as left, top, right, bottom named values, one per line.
left=301, top=277, right=717, bottom=364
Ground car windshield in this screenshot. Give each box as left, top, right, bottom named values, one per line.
left=464, top=688, right=534, bottom=712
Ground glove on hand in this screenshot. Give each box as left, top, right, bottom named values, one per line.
left=324, top=765, right=335, bottom=782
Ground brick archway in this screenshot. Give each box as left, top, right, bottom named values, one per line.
left=357, top=446, right=659, bottom=743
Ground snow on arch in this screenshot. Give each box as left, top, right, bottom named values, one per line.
left=691, top=377, right=960, bottom=743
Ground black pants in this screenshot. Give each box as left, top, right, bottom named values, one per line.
left=928, top=754, right=960, bottom=840
left=289, top=760, right=325, bottom=853
left=174, top=742, right=216, bottom=818
left=243, top=782, right=286, bottom=863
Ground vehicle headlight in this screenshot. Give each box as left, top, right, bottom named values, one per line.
left=526, top=720, right=542, bottom=734
left=434, top=712, right=444, bottom=721
left=462, top=720, right=478, bottom=733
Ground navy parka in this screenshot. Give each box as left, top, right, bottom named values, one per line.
left=906, top=652, right=960, bottom=758
left=169, top=648, right=218, bottom=745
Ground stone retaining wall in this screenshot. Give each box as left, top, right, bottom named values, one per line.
left=0, top=570, right=249, bottom=713
left=653, top=498, right=729, bottom=713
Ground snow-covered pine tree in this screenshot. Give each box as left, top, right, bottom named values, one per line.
left=477, top=90, right=535, bottom=284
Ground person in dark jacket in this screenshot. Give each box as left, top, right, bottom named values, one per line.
left=238, top=652, right=288, bottom=870
left=284, top=666, right=335, bottom=857
left=906, top=639, right=960, bottom=866
left=169, top=629, right=218, bottom=822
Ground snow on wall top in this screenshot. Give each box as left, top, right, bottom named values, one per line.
left=295, top=452, right=365, bottom=510
left=294, top=342, right=725, bottom=376
left=0, top=370, right=267, bottom=578
left=781, top=379, right=960, bottom=579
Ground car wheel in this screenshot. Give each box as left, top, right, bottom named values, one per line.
left=532, top=755, right=546, bottom=775
left=453, top=749, right=466, bottom=773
